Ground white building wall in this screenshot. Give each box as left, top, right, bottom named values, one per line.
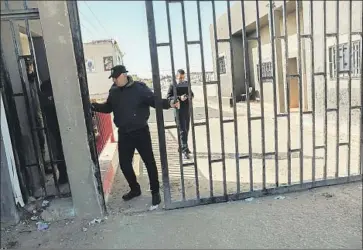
left=83, top=42, right=123, bottom=97
left=302, top=0, right=362, bottom=128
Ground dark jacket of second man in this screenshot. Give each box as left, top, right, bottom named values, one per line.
left=92, top=77, right=171, bottom=133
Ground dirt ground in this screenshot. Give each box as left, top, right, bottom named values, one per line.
left=1, top=178, right=362, bottom=249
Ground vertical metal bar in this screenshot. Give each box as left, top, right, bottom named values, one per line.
left=95, top=114, right=101, bottom=154
left=309, top=0, right=316, bottom=183
left=23, top=0, right=60, bottom=194
left=296, top=0, right=304, bottom=184
left=335, top=1, right=340, bottom=178
left=212, top=0, right=227, bottom=196
left=282, top=0, right=292, bottom=185
left=196, top=0, right=213, bottom=197
left=360, top=1, right=363, bottom=176
left=165, top=1, right=185, bottom=201
left=226, top=0, right=241, bottom=193
left=180, top=1, right=200, bottom=200
left=4, top=0, right=47, bottom=196
left=346, top=0, right=352, bottom=178
left=256, top=0, right=267, bottom=190
left=67, top=1, right=106, bottom=212
left=240, top=1, right=254, bottom=191
left=145, top=0, right=172, bottom=206
left=268, top=0, right=279, bottom=187
left=323, top=1, right=328, bottom=180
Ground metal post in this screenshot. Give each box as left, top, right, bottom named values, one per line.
left=347, top=0, right=352, bottom=179
left=309, top=0, right=316, bottom=183
left=335, top=1, right=340, bottom=178
left=268, top=0, right=279, bottom=187
left=196, top=0, right=213, bottom=197
left=296, top=0, right=304, bottom=184
left=226, top=0, right=241, bottom=193
left=38, top=0, right=106, bottom=218
left=165, top=1, right=186, bottom=201
left=282, top=0, right=292, bottom=185
left=180, top=1, right=200, bottom=200
left=240, top=0, right=254, bottom=191
left=67, top=0, right=106, bottom=212
left=145, top=0, right=172, bottom=206
left=211, top=0, right=227, bottom=196
left=256, top=0, right=267, bottom=190
left=323, top=1, right=328, bottom=180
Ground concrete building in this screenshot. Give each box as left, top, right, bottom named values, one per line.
left=83, top=39, right=124, bottom=99
left=210, top=0, right=362, bottom=116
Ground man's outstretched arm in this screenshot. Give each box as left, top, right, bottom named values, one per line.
left=142, top=83, right=178, bottom=109
left=91, top=94, right=113, bottom=113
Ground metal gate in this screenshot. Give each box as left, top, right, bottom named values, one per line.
left=146, top=0, right=363, bottom=209
left=0, top=0, right=103, bottom=203
left=1, top=1, right=64, bottom=200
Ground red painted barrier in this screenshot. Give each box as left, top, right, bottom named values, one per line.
left=93, top=112, right=115, bottom=155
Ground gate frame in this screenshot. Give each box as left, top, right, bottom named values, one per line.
left=145, top=0, right=363, bottom=210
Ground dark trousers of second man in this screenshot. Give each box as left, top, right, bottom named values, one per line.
left=118, top=126, right=159, bottom=194
left=176, top=107, right=190, bottom=152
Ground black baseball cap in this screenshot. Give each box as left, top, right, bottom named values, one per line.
left=108, top=65, right=128, bottom=79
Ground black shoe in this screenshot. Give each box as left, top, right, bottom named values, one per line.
left=122, top=189, right=141, bottom=201
left=183, top=152, right=190, bottom=160
left=186, top=148, right=192, bottom=154
left=152, top=192, right=161, bottom=206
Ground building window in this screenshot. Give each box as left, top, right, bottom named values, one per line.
left=218, top=56, right=226, bottom=74
left=256, top=61, right=273, bottom=82
left=329, top=40, right=361, bottom=79
left=352, top=41, right=361, bottom=77
left=103, top=56, right=114, bottom=71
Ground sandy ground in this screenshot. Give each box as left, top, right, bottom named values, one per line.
left=1, top=179, right=362, bottom=249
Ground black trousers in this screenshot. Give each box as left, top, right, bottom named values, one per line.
left=176, top=108, right=190, bottom=152
left=118, top=126, right=159, bottom=194
left=46, top=118, right=68, bottom=180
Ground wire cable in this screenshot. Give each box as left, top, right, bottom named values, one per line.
left=83, top=1, right=112, bottom=39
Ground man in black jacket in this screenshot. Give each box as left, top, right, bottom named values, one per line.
left=91, top=65, right=179, bottom=208
left=166, top=69, right=194, bottom=159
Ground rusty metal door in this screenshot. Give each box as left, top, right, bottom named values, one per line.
left=145, top=0, right=362, bottom=210
left=0, top=0, right=104, bottom=203
left=1, top=1, right=64, bottom=200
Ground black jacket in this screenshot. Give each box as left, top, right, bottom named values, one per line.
left=40, top=79, right=60, bottom=130
left=92, top=77, right=171, bottom=133
left=166, top=81, right=194, bottom=110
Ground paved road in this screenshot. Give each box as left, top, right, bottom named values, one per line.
left=2, top=182, right=361, bottom=249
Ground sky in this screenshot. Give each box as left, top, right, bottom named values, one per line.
left=78, top=1, right=228, bottom=79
